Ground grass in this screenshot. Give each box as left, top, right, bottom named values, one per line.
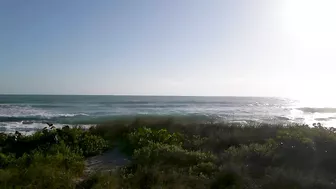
left=1, top=117, right=336, bottom=188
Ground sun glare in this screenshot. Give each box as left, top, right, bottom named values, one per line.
left=280, top=0, right=336, bottom=107
left=282, top=0, right=336, bottom=46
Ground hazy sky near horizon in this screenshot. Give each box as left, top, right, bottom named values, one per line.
left=1, top=0, right=336, bottom=99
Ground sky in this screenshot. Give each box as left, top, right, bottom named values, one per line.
left=1, top=0, right=336, bottom=99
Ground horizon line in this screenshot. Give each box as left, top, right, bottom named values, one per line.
left=0, top=93, right=286, bottom=98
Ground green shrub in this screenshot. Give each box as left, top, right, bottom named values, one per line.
left=0, top=127, right=97, bottom=188
left=222, top=139, right=276, bottom=177
left=189, top=162, right=217, bottom=177
left=77, top=172, right=120, bottom=189
left=133, top=143, right=216, bottom=167
left=78, top=134, right=109, bottom=157
left=211, top=164, right=244, bottom=189
left=121, top=127, right=183, bottom=155
left=2, top=117, right=336, bottom=188
left=129, top=127, right=183, bottom=148
left=183, top=135, right=208, bottom=151
left=273, top=128, right=316, bottom=170
left=262, top=168, right=335, bottom=189
left=121, top=165, right=211, bottom=189
left=0, top=153, right=14, bottom=168
left=0, top=150, right=84, bottom=188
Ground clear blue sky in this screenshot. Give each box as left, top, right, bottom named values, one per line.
left=1, top=0, right=336, bottom=98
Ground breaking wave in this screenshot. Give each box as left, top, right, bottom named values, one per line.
left=297, top=107, right=336, bottom=113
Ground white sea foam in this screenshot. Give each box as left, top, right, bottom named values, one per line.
left=0, top=104, right=88, bottom=118
left=0, top=122, right=92, bottom=134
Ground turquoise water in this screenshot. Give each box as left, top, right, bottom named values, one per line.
left=0, top=95, right=333, bottom=133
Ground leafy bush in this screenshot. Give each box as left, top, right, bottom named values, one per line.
left=128, top=127, right=183, bottom=149
left=273, top=128, right=316, bottom=170
left=0, top=149, right=84, bottom=188
left=78, top=134, right=109, bottom=157
left=262, top=168, right=335, bottom=189
left=3, top=117, right=336, bottom=188
left=77, top=172, right=120, bottom=189
left=133, top=142, right=216, bottom=168
left=0, top=153, right=14, bottom=168
left=0, top=126, right=109, bottom=188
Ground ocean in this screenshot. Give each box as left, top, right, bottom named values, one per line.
left=0, top=95, right=335, bottom=133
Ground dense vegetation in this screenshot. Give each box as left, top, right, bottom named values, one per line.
left=1, top=118, right=336, bottom=188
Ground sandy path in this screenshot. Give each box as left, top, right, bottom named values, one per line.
left=84, top=148, right=131, bottom=175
